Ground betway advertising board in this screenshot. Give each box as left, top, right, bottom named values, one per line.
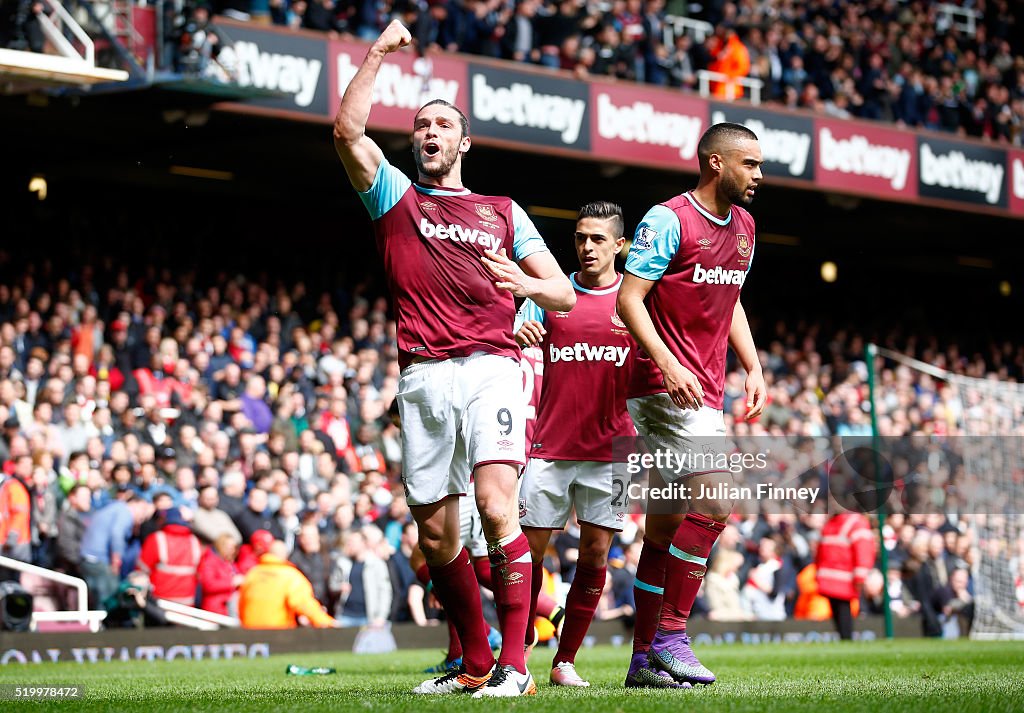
left=591, top=82, right=706, bottom=172
left=711, top=103, right=814, bottom=181
left=467, top=64, right=591, bottom=152
left=813, top=119, right=917, bottom=199
left=329, top=39, right=468, bottom=133
left=917, top=136, right=1007, bottom=209
left=214, top=24, right=328, bottom=116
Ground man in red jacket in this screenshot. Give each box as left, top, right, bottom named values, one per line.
left=137, top=508, right=203, bottom=606
left=816, top=512, right=877, bottom=640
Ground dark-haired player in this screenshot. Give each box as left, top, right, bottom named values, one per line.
left=617, top=123, right=767, bottom=688
left=515, top=201, right=639, bottom=688
left=333, top=20, right=575, bottom=698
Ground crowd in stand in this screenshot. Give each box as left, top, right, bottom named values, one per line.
left=0, top=260, right=1020, bottom=637
left=149, top=0, right=1024, bottom=142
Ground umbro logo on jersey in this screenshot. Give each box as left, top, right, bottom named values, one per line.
left=549, top=343, right=630, bottom=367
left=585, top=586, right=603, bottom=596
left=419, top=218, right=500, bottom=251
left=693, top=263, right=746, bottom=286
left=497, top=439, right=514, bottom=450
left=504, top=569, right=525, bottom=584
left=420, top=201, right=438, bottom=211
left=698, top=237, right=712, bottom=250
left=687, top=568, right=706, bottom=580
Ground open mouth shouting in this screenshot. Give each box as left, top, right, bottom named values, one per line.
left=423, top=141, right=441, bottom=158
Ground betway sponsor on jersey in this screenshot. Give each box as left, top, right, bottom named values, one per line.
left=213, top=24, right=327, bottom=114
left=1009, top=150, right=1024, bottom=216
left=693, top=263, right=746, bottom=287
left=330, top=40, right=466, bottom=132
left=918, top=138, right=1006, bottom=207
left=549, top=342, right=630, bottom=367
left=418, top=218, right=500, bottom=251
left=591, top=83, right=705, bottom=170
left=710, top=105, right=813, bottom=179
left=815, top=121, right=915, bottom=196
left=469, top=65, right=590, bottom=149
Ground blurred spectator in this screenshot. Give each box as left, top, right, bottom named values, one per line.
left=0, top=460, right=31, bottom=579
left=239, top=540, right=336, bottom=628
left=136, top=507, right=202, bottom=606
left=387, top=520, right=417, bottom=623
left=192, top=485, right=242, bottom=544
left=816, top=512, right=876, bottom=640
left=197, top=533, right=243, bottom=616
left=328, top=529, right=392, bottom=627
left=705, top=549, right=752, bottom=621
left=29, top=464, right=57, bottom=568
left=235, top=487, right=284, bottom=543
left=289, top=524, right=328, bottom=606
left=742, top=536, right=789, bottom=621
left=55, top=484, right=92, bottom=577
left=79, top=496, right=153, bottom=608
left=933, top=567, right=974, bottom=637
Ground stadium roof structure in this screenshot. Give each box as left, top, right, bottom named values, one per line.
left=0, top=48, right=128, bottom=96
left=0, top=47, right=129, bottom=94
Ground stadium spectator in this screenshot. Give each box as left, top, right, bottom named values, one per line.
left=387, top=520, right=418, bottom=623
left=289, top=523, right=328, bottom=606
left=55, top=483, right=92, bottom=578
left=197, top=533, right=243, bottom=616
left=191, top=487, right=242, bottom=544
left=816, top=512, right=876, bottom=640
left=0, top=459, right=31, bottom=580
left=234, top=487, right=284, bottom=543
left=705, top=549, right=752, bottom=621
left=136, top=507, right=203, bottom=606
left=328, top=529, right=392, bottom=627
left=933, top=566, right=975, bottom=638
left=742, top=536, right=789, bottom=621
left=29, top=463, right=57, bottom=568
left=238, top=539, right=336, bottom=629
left=79, top=496, right=153, bottom=608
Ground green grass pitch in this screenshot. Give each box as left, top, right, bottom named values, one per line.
left=1, top=639, right=1022, bottom=712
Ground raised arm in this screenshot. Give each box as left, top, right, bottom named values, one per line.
left=333, top=20, right=411, bottom=191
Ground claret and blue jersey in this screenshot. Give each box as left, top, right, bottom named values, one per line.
left=625, top=191, right=757, bottom=410
left=516, top=273, right=636, bottom=462
left=358, top=158, right=548, bottom=366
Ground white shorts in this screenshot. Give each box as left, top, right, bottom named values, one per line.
left=627, top=394, right=728, bottom=484
left=398, top=352, right=526, bottom=507
left=460, top=482, right=488, bottom=558
left=519, top=459, right=628, bottom=531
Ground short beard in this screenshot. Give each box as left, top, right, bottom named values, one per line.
left=721, top=172, right=753, bottom=206
left=414, top=143, right=460, bottom=178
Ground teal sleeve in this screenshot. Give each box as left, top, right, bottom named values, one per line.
left=514, top=299, right=546, bottom=331
left=357, top=159, right=412, bottom=220
left=511, top=202, right=548, bottom=261
left=624, top=204, right=682, bottom=281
